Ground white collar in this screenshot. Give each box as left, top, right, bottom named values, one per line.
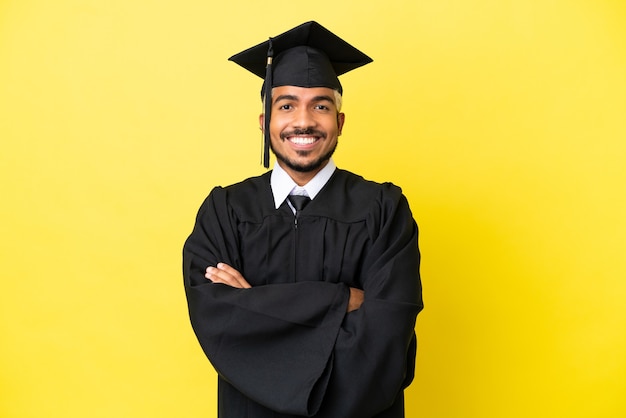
left=270, top=159, right=337, bottom=209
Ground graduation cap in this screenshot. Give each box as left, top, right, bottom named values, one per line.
left=228, top=21, right=373, bottom=168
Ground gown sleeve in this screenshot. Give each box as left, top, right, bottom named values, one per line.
left=315, top=185, right=423, bottom=417
left=183, top=187, right=351, bottom=416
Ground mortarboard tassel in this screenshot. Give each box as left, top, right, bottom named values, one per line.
left=262, top=38, right=273, bottom=168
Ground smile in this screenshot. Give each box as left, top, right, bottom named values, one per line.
left=287, top=136, right=318, bottom=145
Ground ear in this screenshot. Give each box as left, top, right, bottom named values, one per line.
left=259, top=113, right=265, bottom=132
left=337, top=112, right=346, bottom=136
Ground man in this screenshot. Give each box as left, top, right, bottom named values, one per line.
left=183, top=21, right=423, bottom=418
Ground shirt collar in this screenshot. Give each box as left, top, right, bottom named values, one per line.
left=270, top=159, right=337, bottom=209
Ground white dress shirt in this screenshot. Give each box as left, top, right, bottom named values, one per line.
left=270, top=159, right=337, bottom=212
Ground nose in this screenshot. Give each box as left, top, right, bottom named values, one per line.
left=292, top=107, right=317, bottom=129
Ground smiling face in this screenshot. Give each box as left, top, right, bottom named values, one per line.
left=260, top=85, right=345, bottom=185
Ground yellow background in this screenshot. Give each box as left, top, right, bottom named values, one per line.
left=1, top=0, right=625, bottom=417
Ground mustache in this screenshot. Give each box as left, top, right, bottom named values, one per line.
left=280, top=128, right=327, bottom=140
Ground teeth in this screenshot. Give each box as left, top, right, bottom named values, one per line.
left=289, top=136, right=317, bottom=145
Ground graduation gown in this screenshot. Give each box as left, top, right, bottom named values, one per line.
left=183, top=169, right=423, bottom=418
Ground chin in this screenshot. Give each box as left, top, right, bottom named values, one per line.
left=272, top=144, right=337, bottom=174
left=283, top=158, right=326, bottom=173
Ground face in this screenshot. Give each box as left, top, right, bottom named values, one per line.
left=260, top=86, right=345, bottom=183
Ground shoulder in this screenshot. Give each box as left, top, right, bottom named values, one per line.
left=225, top=172, right=271, bottom=196
left=201, top=172, right=274, bottom=220
left=332, top=169, right=404, bottom=204
left=313, top=169, right=408, bottom=222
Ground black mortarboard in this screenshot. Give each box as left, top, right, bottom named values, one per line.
left=228, top=21, right=373, bottom=168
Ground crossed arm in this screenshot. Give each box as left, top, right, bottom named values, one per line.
left=206, top=263, right=364, bottom=312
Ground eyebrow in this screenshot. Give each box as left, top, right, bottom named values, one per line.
left=273, top=94, right=336, bottom=104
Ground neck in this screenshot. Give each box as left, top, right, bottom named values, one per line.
left=278, top=160, right=329, bottom=186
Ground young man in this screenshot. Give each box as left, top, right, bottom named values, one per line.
left=183, top=21, right=423, bottom=418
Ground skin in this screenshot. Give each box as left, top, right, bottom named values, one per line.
left=260, top=85, right=345, bottom=186
left=205, top=85, right=363, bottom=312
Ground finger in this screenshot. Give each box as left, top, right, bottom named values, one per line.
left=206, top=268, right=238, bottom=287
left=216, top=263, right=244, bottom=281
left=216, top=263, right=252, bottom=288
left=206, top=266, right=251, bottom=289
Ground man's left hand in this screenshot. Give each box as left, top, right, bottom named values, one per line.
left=205, top=263, right=251, bottom=289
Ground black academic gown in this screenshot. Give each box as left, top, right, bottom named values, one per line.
left=183, top=169, right=423, bottom=418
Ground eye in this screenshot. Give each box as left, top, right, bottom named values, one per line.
left=314, top=104, right=330, bottom=111
left=279, top=104, right=292, bottom=110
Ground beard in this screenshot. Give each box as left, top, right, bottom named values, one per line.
left=271, top=130, right=338, bottom=173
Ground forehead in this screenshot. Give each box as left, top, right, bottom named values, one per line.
left=272, top=85, right=336, bottom=101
